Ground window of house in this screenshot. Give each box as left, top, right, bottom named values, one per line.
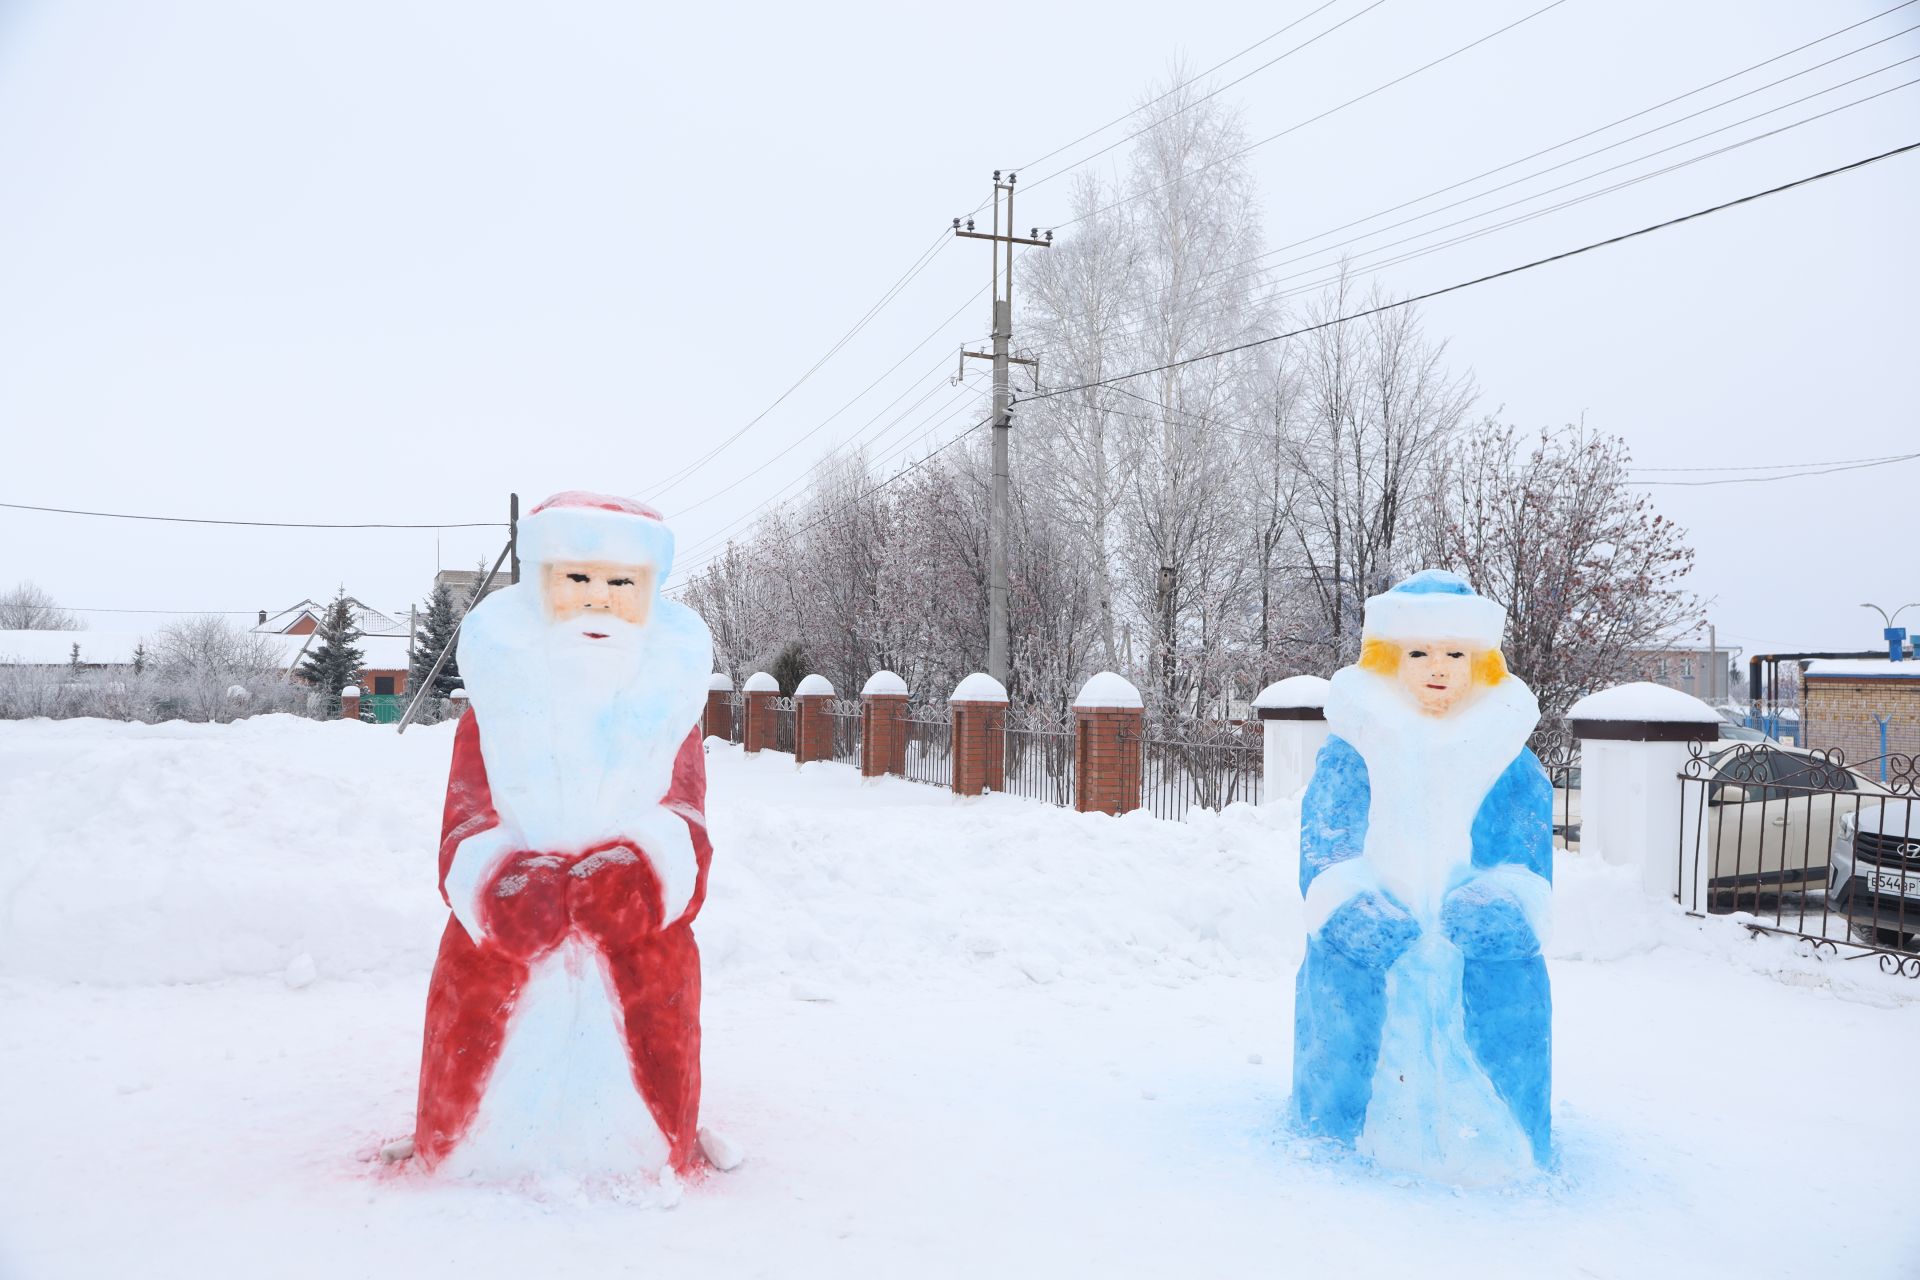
left=374, top=675, right=396, bottom=695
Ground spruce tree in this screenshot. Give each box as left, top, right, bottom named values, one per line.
left=298, top=589, right=366, bottom=717
left=409, top=580, right=464, bottom=699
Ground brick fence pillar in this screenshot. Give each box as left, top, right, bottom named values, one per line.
left=704, top=673, right=734, bottom=740
left=448, top=688, right=469, bottom=723
left=794, top=674, right=835, bottom=764
left=742, top=670, right=778, bottom=754
left=861, top=670, right=910, bottom=778
left=1073, top=672, right=1143, bottom=815
left=949, top=673, right=1008, bottom=796
left=339, top=684, right=362, bottom=722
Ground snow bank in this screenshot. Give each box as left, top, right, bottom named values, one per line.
left=1, top=716, right=1864, bottom=1000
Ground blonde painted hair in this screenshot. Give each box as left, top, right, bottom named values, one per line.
left=1359, top=636, right=1508, bottom=686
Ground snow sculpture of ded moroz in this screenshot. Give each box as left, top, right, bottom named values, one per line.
left=410, top=491, right=719, bottom=1184
left=1291, top=570, right=1553, bottom=1185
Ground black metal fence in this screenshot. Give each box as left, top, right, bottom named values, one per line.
left=902, top=703, right=952, bottom=788
left=725, top=691, right=745, bottom=746
left=1678, top=740, right=1920, bottom=974
left=1135, top=717, right=1263, bottom=820
left=771, top=694, right=796, bottom=755
left=828, top=696, right=862, bottom=767
left=1535, top=727, right=1582, bottom=851
left=1004, top=704, right=1075, bottom=807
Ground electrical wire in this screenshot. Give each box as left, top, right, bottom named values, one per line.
left=1630, top=453, right=1912, bottom=473
left=0, top=501, right=504, bottom=530
left=1631, top=453, right=1920, bottom=486
left=1024, top=140, right=1920, bottom=402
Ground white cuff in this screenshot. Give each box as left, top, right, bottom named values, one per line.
left=1302, top=857, right=1381, bottom=934
left=1454, top=864, right=1552, bottom=946
left=444, top=826, right=517, bottom=945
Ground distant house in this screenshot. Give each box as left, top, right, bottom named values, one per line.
left=1628, top=627, right=1741, bottom=704
left=255, top=597, right=414, bottom=705
left=432, top=568, right=509, bottom=611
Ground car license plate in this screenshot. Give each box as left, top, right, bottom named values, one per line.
left=1864, top=869, right=1920, bottom=901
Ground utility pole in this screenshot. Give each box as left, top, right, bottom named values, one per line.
left=509, top=492, right=521, bottom=586
left=953, top=171, right=1050, bottom=686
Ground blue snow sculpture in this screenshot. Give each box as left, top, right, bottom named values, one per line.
left=1290, top=571, right=1554, bottom=1185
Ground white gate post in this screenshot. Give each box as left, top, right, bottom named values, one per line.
left=1567, top=682, right=1721, bottom=903
left=1253, top=676, right=1331, bottom=805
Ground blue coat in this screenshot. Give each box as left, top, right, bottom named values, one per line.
left=1292, top=734, right=1554, bottom=1164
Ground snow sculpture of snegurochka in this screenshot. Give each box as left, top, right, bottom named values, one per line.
left=1292, top=570, right=1553, bottom=1185
left=409, top=491, right=728, bottom=1188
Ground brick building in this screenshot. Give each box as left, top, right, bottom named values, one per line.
left=1801, top=658, right=1920, bottom=763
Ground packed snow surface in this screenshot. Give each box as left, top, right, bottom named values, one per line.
left=1072, top=670, right=1142, bottom=709
left=792, top=674, right=833, bottom=697
left=1804, top=658, right=1920, bottom=678
left=947, top=672, right=1007, bottom=703
left=1252, top=674, right=1330, bottom=710
left=2, top=716, right=1918, bottom=1277
left=859, top=670, right=908, bottom=697
left=1567, top=681, right=1720, bottom=723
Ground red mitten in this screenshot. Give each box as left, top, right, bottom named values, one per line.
left=566, top=841, right=665, bottom=949
left=481, top=851, right=572, bottom=961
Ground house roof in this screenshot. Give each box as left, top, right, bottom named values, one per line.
left=258, top=597, right=409, bottom=637
left=1804, top=658, right=1920, bottom=680
left=0, top=630, right=148, bottom=666
left=0, top=628, right=412, bottom=674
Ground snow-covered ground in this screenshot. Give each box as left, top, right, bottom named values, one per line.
left=2, top=716, right=1917, bottom=1278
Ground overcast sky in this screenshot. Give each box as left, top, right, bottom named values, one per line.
left=0, top=1, right=1914, bottom=663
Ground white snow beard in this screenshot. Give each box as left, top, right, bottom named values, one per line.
left=456, top=585, right=713, bottom=855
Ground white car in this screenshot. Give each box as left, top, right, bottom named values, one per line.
left=1828, top=799, right=1920, bottom=946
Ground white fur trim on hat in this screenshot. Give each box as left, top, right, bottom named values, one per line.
left=516, top=491, right=675, bottom=579
left=1361, top=570, right=1506, bottom=649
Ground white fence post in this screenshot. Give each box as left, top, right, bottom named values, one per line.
left=1253, top=676, right=1331, bottom=805
left=1567, top=682, right=1721, bottom=902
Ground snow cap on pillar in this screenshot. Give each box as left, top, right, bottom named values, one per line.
left=1073, top=671, right=1142, bottom=709
left=794, top=674, right=834, bottom=697
left=1363, top=570, right=1505, bottom=649
left=742, top=671, right=779, bottom=693
left=1569, top=681, right=1720, bottom=741
left=707, top=672, right=733, bottom=691
left=1254, top=674, right=1330, bottom=719
left=950, top=672, right=1008, bottom=703
left=516, top=491, right=675, bottom=581
left=861, top=670, right=909, bottom=697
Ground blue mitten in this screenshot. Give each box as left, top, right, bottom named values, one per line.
left=1441, top=879, right=1541, bottom=960
left=1319, top=889, right=1422, bottom=968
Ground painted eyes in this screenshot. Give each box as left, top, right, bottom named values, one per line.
left=567, top=573, right=590, bottom=583
left=608, top=577, right=634, bottom=587
left=1447, top=651, right=1465, bottom=660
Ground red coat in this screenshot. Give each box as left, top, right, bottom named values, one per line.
left=412, top=711, right=713, bottom=1172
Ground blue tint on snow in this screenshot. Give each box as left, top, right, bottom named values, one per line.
left=1292, top=734, right=1554, bottom=1169
left=1388, top=569, right=1478, bottom=596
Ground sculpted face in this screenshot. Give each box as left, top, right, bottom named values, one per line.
left=1396, top=639, right=1475, bottom=717
left=540, top=560, right=655, bottom=633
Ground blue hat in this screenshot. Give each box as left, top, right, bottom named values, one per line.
left=1362, top=570, right=1506, bottom=647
